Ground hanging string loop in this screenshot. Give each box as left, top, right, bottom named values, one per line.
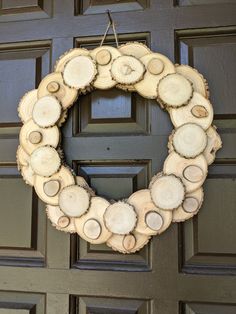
left=100, top=10, right=119, bottom=48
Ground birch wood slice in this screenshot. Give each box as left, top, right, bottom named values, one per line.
left=169, top=92, right=213, bottom=130
left=172, top=188, right=204, bottom=222
left=172, top=123, right=207, bottom=158
left=32, top=95, right=62, bottom=128
left=150, top=174, right=185, bottom=211
left=74, top=196, right=112, bottom=244
left=16, top=146, right=30, bottom=170
left=54, top=48, right=90, bottom=72
left=38, top=72, right=78, bottom=110
left=176, top=65, right=209, bottom=98
left=128, top=189, right=172, bottom=236
left=63, top=55, right=97, bottom=89
left=59, top=185, right=91, bottom=217
left=76, top=176, right=96, bottom=196
left=30, top=146, right=61, bottom=177
left=157, top=73, right=193, bottom=108
left=21, top=164, right=35, bottom=186
left=163, top=151, right=207, bottom=193
left=46, top=205, right=76, bottom=233
left=107, top=231, right=151, bottom=254
left=19, top=119, right=60, bottom=154
left=134, top=53, right=175, bottom=99
left=204, top=126, right=222, bottom=165
left=34, top=166, right=75, bottom=205
left=90, top=46, right=122, bottom=89
left=104, top=201, right=137, bottom=235
left=18, top=89, right=38, bottom=123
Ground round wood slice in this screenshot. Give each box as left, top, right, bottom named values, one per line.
left=90, top=46, right=122, bottom=90
left=172, top=123, right=207, bottom=158
left=76, top=176, right=96, bottom=196
left=37, top=72, right=78, bottom=110
left=54, top=48, right=90, bottom=72
left=63, top=55, right=97, bottom=89
left=204, top=126, right=222, bottom=165
left=74, top=196, right=112, bottom=244
left=134, top=53, right=175, bottom=99
left=150, top=174, right=185, bottom=211
left=59, top=185, right=91, bottom=217
left=34, top=166, right=75, bottom=205
left=21, top=164, right=35, bottom=186
left=128, top=189, right=172, bottom=235
left=46, top=205, right=76, bottom=233
left=172, top=188, right=204, bottom=222
left=163, top=151, right=208, bottom=193
left=157, top=73, right=193, bottom=108
left=18, top=89, right=38, bottom=123
left=169, top=92, right=213, bottom=130
left=19, top=119, right=60, bottom=154
left=104, top=201, right=137, bottom=235
left=32, top=95, right=62, bottom=128
left=30, top=146, right=61, bottom=177
left=16, top=145, right=30, bottom=170
left=176, top=64, right=209, bottom=98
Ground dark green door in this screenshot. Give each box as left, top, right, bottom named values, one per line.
left=0, top=1, right=236, bottom=313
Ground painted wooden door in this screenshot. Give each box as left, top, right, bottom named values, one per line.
left=0, top=1, right=236, bottom=313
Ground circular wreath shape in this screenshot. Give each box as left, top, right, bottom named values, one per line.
left=17, top=42, right=222, bottom=254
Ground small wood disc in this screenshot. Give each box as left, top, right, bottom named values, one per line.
left=182, top=197, right=199, bottom=213
left=58, top=215, right=70, bottom=228
left=191, top=105, right=209, bottom=118
left=104, top=201, right=137, bottom=235
left=147, top=58, right=164, bottom=75
left=18, top=89, right=38, bottom=123
left=43, top=180, right=60, bottom=197
left=54, top=48, right=90, bottom=72
left=30, top=146, right=61, bottom=177
left=122, top=234, right=136, bottom=252
left=150, top=174, right=185, bottom=211
left=46, top=205, right=76, bottom=233
left=16, top=146, right=30, bottom=169
left=145, top=211, right=163, bottom=231
left=83, top=219, right=101, bottom=240
left=32, top=95, right=62, bottom=128
left=28, top=131, right=42, bottom=144
left=96, top=49, right=111, bottom=65
left=204, top=126, right=222, bottom=165
left=172, top=123, right=207, bottom=158
left=63, top=55, right=97, bottom=89
left=157, top=73, right=193, bottom=108
left=59, top=185, right=90, bottom=217
left=183, top=165, right=204, bottom=183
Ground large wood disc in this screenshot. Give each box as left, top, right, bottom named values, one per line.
left=16, top=145, right=30, bottom=170
left=118, top=42, right=151, bottom=59
left=163, top=151, right=208, bottom=193
left=204, top=126, right=222, bottom=165
left=74, top=196, right=112, bottom=244
left=172, top=188, right=204, bottom=222
left=169, top=92, right=213, bottom=130
left=19, top=119, right=60, bottom=154
left=30, top=146, right=61, bottom=177
left=59, top=185, right=91, bottom=217
left=63, top=55, right=97, bottom=89
left=18, top=89, right=38, bottom=123
left=37, top=72, right=78, bottom=110
left=104, top=201, right=137, bottom=235
left=157, top=73, right=193, bottom=108
left=128, top=189, right=172, bottom=236
left=172, top=123, right=207, bottom=158
left=46, top=205, right=76, bottom=233
left=54, top=48, right=90, bottom=72
left=34, top=166, right=75, bottom=205
left=32, top=95, right=62, bottom=128
left=20, top=164, right=35, bottom=186
left=134, top=53, right=175, bottom=99
left=150, top=174, right=185, bottom=211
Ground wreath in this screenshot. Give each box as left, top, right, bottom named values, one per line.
left=17, top=42, right=222, bottom=254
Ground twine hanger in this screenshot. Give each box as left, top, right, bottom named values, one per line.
left=100, top=10, right=119, bottom=48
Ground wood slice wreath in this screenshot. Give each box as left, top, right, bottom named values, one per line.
left=17, top=42, right=222, bottom=254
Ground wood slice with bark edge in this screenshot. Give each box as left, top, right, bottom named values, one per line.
left=104, top=201, right=137, bottom=235
left=57, top=110, right=68, bottom=127
left=204, top=126, right=222, bottom=165
left=18, top=89, right=38, bottom=123
left=128, top=189, right=172, bottom=236
left=46, top=205, right=76, bottom=233
left=16, top=145, right=30, bottom=170
left=19, top=119, right=60, bottom=155
left=74, top=196, right=112, bottom=244
left=172, top=187, right=204, bottom=222
left=176, top=64, right=209, bottom=98
left=106, top=231, right=151, bottom=254
left=163, top=151, right=208, bottom=193
left=32, top=95, right=62, bottom=128
left=54, top=48, right=90, bottom=72
left=34, top=166, right=75, bottom=205
left=134, top=53, right=175, bottom=99
left=90, top=46, right=122, bottom=90
left=169, top=92, right=213, bottom=130
left=37, top=72, right=78, bottom=110
left=76, top=176, right=96, bottom=196
left=149, top=174, right=185, bottom=211
left=21, top=164, right=35, bottom=186
left=172, top=123, right=207, bottom=158
left=157, top=73, right=193, bottom=108
left=30, top=146, right=61, bottom=177
left=58, top=185, right=91, bottom=217
left=63, top=55, right=97, bottom=90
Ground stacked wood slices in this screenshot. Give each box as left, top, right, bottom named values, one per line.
left=17, top=42, right=222, bottom=253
